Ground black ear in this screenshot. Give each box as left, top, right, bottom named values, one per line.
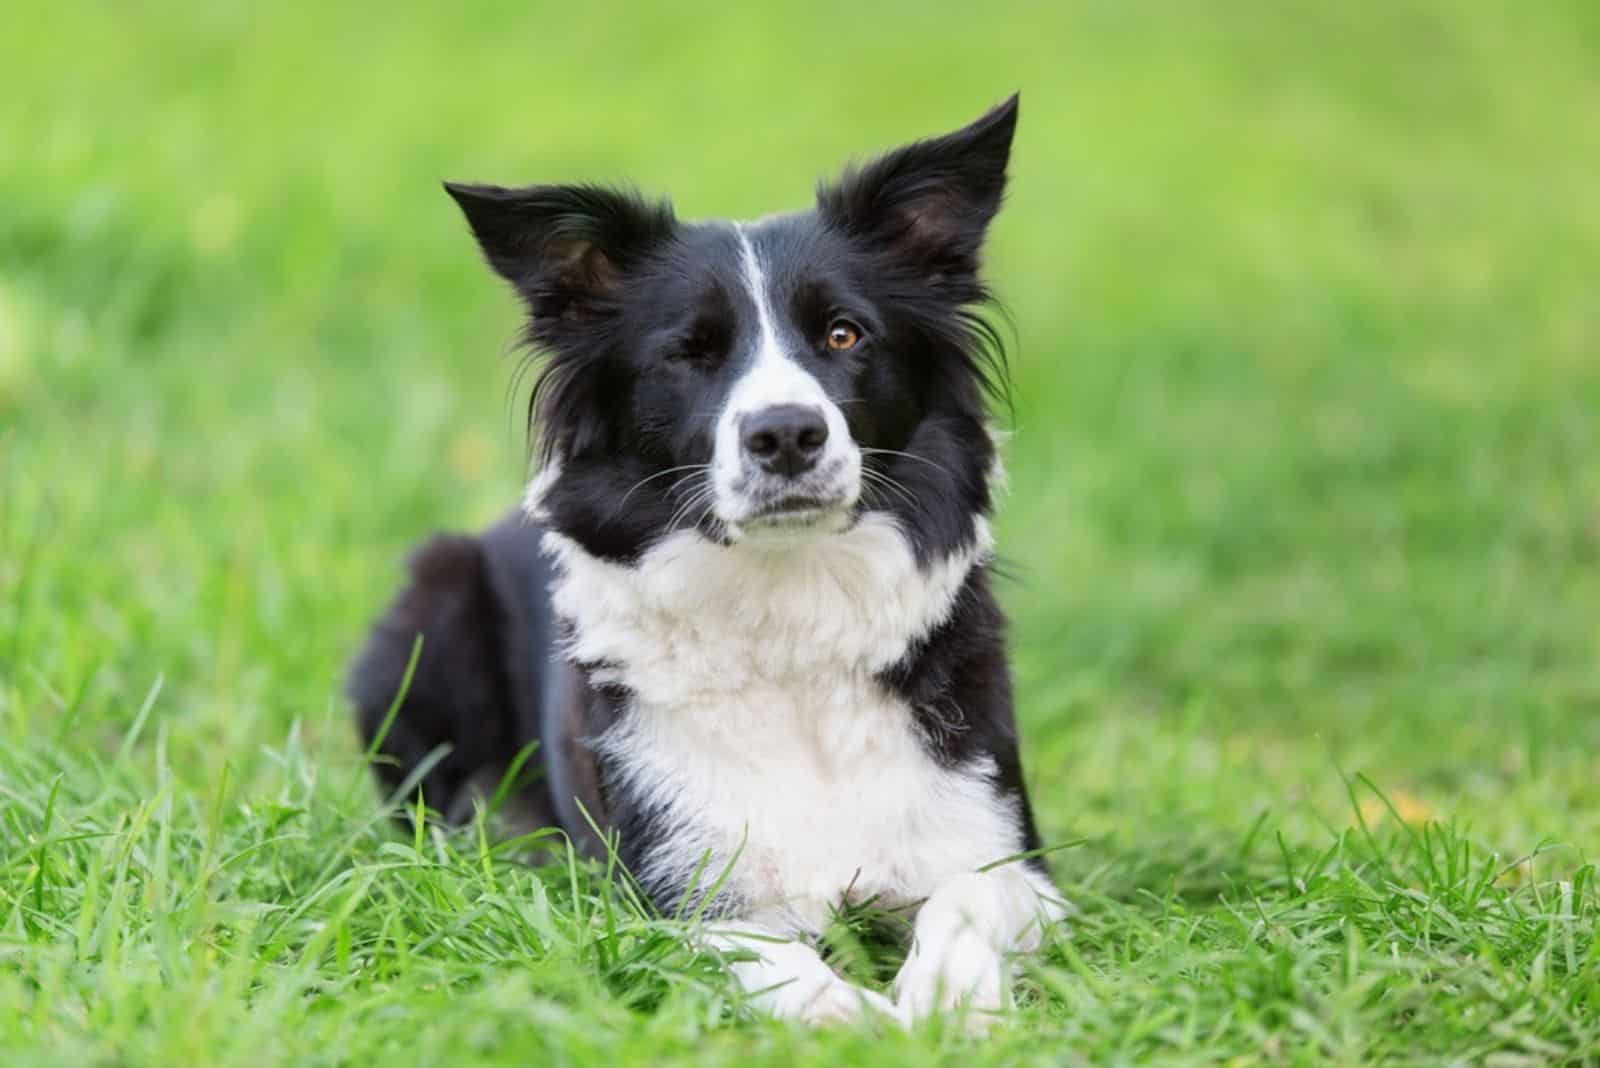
left=444, top=182, right=675, bottom=319
left=817, top=94, right=1018, bottom=278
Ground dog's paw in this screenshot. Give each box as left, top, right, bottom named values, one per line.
left=893, top=931, right=1010, bottom=1031
left=800, top=978, right=910, bottom=1029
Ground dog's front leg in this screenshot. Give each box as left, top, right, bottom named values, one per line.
left=893, top=866, right=1066, bottom=1027
left=705, top=919, right=907, bottom=1027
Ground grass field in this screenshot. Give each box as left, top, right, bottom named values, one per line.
left=4, top=1, right=1599, bottom=1064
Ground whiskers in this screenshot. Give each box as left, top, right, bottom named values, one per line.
left=665, top=473, right=720, bottom=535
left=610, top=447, right=946, bottom=538
left=617, top=464, right=711, bottom=512
left=860, top=447, right=955, bottom=481
left=858, top=464, right=921, bottom=514
left=607, top=463, right=722, bottom=536
left=858, top=447, right=951, bottom=515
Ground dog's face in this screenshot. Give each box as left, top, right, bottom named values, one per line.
left=449, top=96, right=1016, bottom=562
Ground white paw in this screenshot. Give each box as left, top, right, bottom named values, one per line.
left=893, top=931, right=1010, bottom=1030
left=801, top=979, right=911, bottom=1029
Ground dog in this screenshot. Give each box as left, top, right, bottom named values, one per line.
left=348, top=93, right=1065, bottom=1027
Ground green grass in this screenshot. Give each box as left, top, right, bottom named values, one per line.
left=3, top=1, right=1599, bottom=1063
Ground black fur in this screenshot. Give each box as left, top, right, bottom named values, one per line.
left=878, top=568, right=1046, bottom=869
left=348, top=514, right=559, bottom=829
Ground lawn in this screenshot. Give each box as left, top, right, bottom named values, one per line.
left=3, top=1, right=1599, bottom=1064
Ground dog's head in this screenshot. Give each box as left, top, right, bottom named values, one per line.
left=448, top=95, right=1017, bottom=563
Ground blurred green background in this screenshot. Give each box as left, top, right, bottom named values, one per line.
left=3, top=1, right=1598, bottom=1063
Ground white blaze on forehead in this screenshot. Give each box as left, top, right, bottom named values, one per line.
left=724, top=225, right=837, bottom=417
left=712, top=225, right=857, bottom=515
left=735, top=226, right=787, bottom=386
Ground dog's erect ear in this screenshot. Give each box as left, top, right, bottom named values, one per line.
left=817, top=94, right=1018, bottom=279
left=444, top=182, right=675, bottom=319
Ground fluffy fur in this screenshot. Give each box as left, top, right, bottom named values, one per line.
left=349, top=93, right=1065, bottom=1028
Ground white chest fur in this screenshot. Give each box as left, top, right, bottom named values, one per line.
left=542, top=515, right=1026, bottom=934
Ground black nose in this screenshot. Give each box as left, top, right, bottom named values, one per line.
left=741, top=404, right=829, bottom=477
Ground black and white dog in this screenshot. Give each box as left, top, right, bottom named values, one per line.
left=349, top=95, right=1064, bottom=1026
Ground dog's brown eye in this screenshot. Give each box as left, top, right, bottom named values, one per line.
left=825, top=321, right=862, bottom=351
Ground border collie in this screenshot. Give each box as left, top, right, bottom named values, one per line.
left=348, top=94, right=1065, bottom=1027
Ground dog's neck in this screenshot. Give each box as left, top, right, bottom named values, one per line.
left=540, top=514, right=991, bottom=691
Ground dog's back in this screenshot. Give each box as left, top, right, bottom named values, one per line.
left=347, top=513, right=568, bottom=833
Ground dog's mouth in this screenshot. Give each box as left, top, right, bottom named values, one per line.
left=724, top=488, right=858, bottom=539
left=738, top=493, right=854, bottom=532
left=712, top=453, right=864, bottom=541
left=750, top=494, right=838, bottom=521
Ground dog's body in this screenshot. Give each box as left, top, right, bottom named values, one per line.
left=349, top=96, right=1064, bottom=1026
